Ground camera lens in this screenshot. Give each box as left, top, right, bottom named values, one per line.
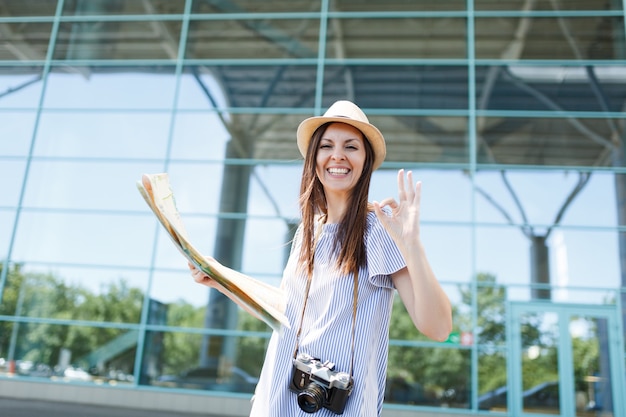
left=297, top=383, right=326, bottom=413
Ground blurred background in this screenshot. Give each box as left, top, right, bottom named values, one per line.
left=1, top=1, right=625, bottom=416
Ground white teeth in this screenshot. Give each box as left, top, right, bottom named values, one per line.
left=328, top=168, right=349, bottom=174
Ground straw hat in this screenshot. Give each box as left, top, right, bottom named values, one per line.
left=296, top=100, right=386, bottom=170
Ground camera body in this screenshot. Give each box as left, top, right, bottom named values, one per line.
left=289, top=353, right=353, bottom=414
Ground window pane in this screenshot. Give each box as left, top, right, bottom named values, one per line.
left=53, top=21, right=182, bottom=60
left=0, top=211, right=15, bottom=256
left=0, top=70, right=44, bottom=107
left=476, top=17, right=624, bottom=60
left=183, top=65, right=318, bottom=109
left=386, top=345, right=471, bottom=408
left=0, top=160, right=25, bottom=207
left=145, top=330, right=266, bottom=395
left=423, top=224, right=472, bottom=283
left=323, top=65, right=469, bottom=111
left=475, top=117, right=616, bottom=167
left=62, top=0, right=187, bottom=15
left=0, top=24, right=52, bottom=60
left=0, top=321, right=138, bottom=385
left=4, top=264, right=148, bottom=323
left=477, top=65, right=626, bottom=113
left=23, top=160, right=165, bottom=211
left=475, top=0, right=623, bottom=11
left=326, top=18, right=466, bottom=59
left=243, top=218, right=291, bottom=279
left=330, top=0, right=466, bottom=11
left=478, top=347, right=508, bottom=411
left=43, top=68, right=177, bottom=109
left=475, top=171, right=619, bottom=227
left=186, top=19, right=319, bottom=59
left=0, top=113, right=36, bottom=154
left=371, top=169, right=472, bottom=223
left=1, top=1, right=58, bottom=16
left=191, top=0, right=322, bottom=13
left=170, top=112, right=230, bottom=160
left=12, top=212, right=156, bottom=267
left=34, top=111, right=171, bottom=159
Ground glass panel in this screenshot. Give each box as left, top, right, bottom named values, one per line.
left=476, top=277, right=508, bottom=347
left=3, top=264, right=147, bottom=323
left=476, top=65, right=626, bottom=113
left=1, top=1, right=58, bottom=16
left=477, top=347, right=508, bottom=411
left=0, top=321, right=137, bottom=385
left=23, top=160, right=165, bottom=210
left=331, top=0, right=466, bottom=11
left=0, top=113, right=35, bottom=155
left=149, top=270, right=210, bottom=318
left=170, top=113, right=230, bottom=159
left=475, top=116, right=615, bottom=167
left=243, top=218, right=292, bottom=279
left=423, top=224, right=472, bottom=283
left=0, top=211, right=15, bottom=256
left=475, top=171, right=619, bottom=227
left=11, top=212, right=156, bottom=267
left=476, top=17, right=625, bottom=60
left=570, top=315, right=614, bottom=417
left=186, top=19, right=319, bottom=59
left=43, top=67, right=177, bottom=109
left=0, top=69, right=44, bottom=107
left=62, top=0, right=187, bottom=15
left=145, top=330, right=266, bottom=395
left=385, top=345, right=471, bottom=408
left=323, top=65, right=469, bottom=111
left=181, top=65, right=318, bottom=108
left=474, top=0, right=622, bottom=11
left=153, top=215, right=217, bottom=270
left=372, top=169, right=472, bottom=222
left=33, top=112, right=171, bottom=159
left=53, top=20, right=182, bottom=60
left=0, top=160, right=25, bottom=207
left=476, top=0, right=623, bottom=11
left=176, top=69, right=229, bottom=110
left=326, top=18, right=466, bottom=59
left=191, top=0, right=325, bottom=13
left=247, top=165, right=302, bottom=219
left=476, top=226, right=530, bottom=286
left=0, top=23, right=52, bottom=60
left=520, top=311, right=560, bottom=414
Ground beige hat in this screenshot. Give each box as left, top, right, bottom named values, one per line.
left=296, top=100, right=386, bottom=170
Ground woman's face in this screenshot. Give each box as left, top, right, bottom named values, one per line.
left=315, top=122, right=366, bottom=200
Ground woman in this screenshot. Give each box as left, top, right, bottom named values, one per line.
left=190, top=100, right=452, bottom=416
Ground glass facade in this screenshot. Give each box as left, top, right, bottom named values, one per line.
left=1, top=1, right=625, bottom=415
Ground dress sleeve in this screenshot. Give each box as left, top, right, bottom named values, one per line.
left=365, top=213, right=406, bottom=289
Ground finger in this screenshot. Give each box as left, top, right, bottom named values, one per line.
left=377, top=197, right=398, bottom=210
left=405, top=170, right=416, bottom=201
left=397, top=169, right=406, bottom=200
left=414, top=180, right=422, bottom=208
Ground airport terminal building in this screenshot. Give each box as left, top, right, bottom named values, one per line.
left=1, top=1, right=625, bottom=416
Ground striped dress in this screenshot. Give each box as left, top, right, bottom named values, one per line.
left=249, top=212, right=406, bottom=417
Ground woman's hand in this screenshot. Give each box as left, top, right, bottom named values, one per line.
left=188, top=261, right=220, bottom=289
left=372, top=169, right=421, bottom=246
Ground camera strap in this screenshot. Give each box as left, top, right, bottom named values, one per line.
left=292, top=216, right=359, bottom=379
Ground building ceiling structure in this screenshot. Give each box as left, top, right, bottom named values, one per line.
left=1, top=0, right=625, bottom=168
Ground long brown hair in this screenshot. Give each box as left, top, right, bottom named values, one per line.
left=298, top=122, right=375, bottom=276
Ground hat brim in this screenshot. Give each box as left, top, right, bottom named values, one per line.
left=296, top=116, right=386, bottom=170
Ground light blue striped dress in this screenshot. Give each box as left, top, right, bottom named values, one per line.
left=250, top=212, right=407, bottom=417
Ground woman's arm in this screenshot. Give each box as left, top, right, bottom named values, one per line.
left=373, top=169, right=452, bottom=342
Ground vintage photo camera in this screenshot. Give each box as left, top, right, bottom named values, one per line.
left=289, top=353, right=354, bottom=414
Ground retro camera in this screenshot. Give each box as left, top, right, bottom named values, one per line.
left=289, top=353, right=354, bottom=414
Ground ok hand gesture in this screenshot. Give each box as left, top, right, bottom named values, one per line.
left=372, top=169, right=422, bottom=246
